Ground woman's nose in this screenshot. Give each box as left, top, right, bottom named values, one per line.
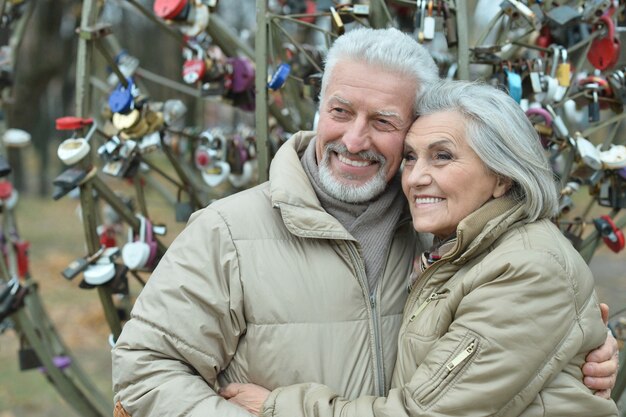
left=405, top=161, right=432, bottom=187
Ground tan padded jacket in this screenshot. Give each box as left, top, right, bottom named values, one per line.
left=111, top=131, right=428, bottom=416
left=261, top=197, right=619, bottom=417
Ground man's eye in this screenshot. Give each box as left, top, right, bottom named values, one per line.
left=374, top=119, right=396, bottom=130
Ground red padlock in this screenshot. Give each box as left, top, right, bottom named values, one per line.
left=0, top=180, right=12, bottom=200
left=593, top=215, right=625, bottom=253
left=14, top=240, right=30, bottom=278
left=153, top=0, right=188, bottom=20
left=182, top=58, right=207, bottom=84
left=587, top=15, right=621, bottom=70
left=536, top=26, right=553, bottom=56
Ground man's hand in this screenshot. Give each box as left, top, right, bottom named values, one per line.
left=582, top=303, right=619, bottom=398
left=219, top=383, right=270, bottom=416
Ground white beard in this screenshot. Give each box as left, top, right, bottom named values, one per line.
left=318, top=142, right=388, bottom=203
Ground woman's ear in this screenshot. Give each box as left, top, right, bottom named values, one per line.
left=493, top=176, right=513, bottom=199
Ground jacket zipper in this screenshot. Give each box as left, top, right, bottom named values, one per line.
left=415, top=338, right=478, bottom=405
left=446, top=341, right=475, bottom=371
left=346, top=242, right=385, bottom=397
left=409, top=291, right=447, bottom=322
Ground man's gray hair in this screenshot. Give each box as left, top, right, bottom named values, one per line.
left=320, top=27, right=439, bottom=116
left=417, top=80, right=559, bottom=222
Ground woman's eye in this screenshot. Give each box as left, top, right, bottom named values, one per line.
left=402, top=152, right=416, bottom=163
left=434, top=151, right=452, bottom=160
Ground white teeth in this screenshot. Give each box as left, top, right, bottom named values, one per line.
left=337, top=153, right=372, bottom=167
left=414, top=197, right=444, bottom=204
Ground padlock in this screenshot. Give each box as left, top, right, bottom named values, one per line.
left=2, top=128, right=31, bottom=148
left=422, top=1, right=435, bottom=41
left=598, top=175, right=626, bottom=209
left=227, top=57, right=255, bottom=95
left=14, top=240, right=29, bottom=278
left=122, top=215, right=153, bottom=270
left=545, top=105, right=570, bottom=139
left=57, top=137, right=90, bottom=166
left=525, top=107, right=553, bottom=146
left=62, top=246, right=106, bottom=280
left=52, top=167, right=88, bottom=200
left=593, top=215, right=625, bottom=253
left=153, top=0, right=189, bottom=20
left=608, top=69, right=626, bottom=104
left=575, top=133, right=602, bottom=170
left=83, top=247, right=120, bottom=286
left=0, top=180, right=13, bottom=200
left=0, top=277, right=27, bottom=322
left=179, top=3, right=210, bottom=37
left=108, top=78, right=137, bottom=114
left=330, top=6, right=344, bottom=35
left=183, top=57, right=207, bottom=84
left=504, top=67, right=522, bottom=103
left=98, top=224, right=117, bottom=248
left=199, top=131, right=231, bottom=187
left=587, top=15, right=621, bottom=70
left=599, top=145, right=626, bottom=169
left=268, top=63, right=291, bottom=91
left=555, top=47, right=571, bottom=87
left=18, top=346, right=42, bottom=371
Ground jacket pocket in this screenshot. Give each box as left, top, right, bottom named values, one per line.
left=411, top=331, right=480, bottom=408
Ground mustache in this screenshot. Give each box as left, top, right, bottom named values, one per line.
left=323, top=142, right=386, bottom=163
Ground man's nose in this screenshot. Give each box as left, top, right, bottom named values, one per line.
left=342, top=117, right=370, bottom=154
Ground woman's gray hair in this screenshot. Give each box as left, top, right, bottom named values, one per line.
left=320, top=27, right=439, bottom=116
left=417, top=80, right=559, bottom=221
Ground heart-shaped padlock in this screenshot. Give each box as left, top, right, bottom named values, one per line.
left=84, top=247, right=119, bottom=286
left=57, top=138, right=91, bottom=166
left=122, top=215, right=151, bottom=270
left=112, top=109, right=141, bottom=131
left=153, top=0, right=189, bottom=20
left=587, top=15, right=621, bottom=70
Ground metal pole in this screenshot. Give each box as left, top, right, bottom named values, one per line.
left=256, top=0, right=269, bottom=182
left=456, top=0, right=470, bottom=80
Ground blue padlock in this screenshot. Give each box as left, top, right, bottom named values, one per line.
left=504, top=68, right=522, bottom=103
left=108, top=78, right=135, bottom=114
left=268, top=63, right=291, bottom=90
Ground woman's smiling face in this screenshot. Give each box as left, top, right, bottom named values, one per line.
left=401, top=111, right=510, bottom=238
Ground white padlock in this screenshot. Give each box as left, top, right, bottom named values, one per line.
left=122, top=215, right=151, bottom=270
left=57, top=138, right=90, bottom=166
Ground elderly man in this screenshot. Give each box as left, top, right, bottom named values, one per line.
left=112, top=28, right=617, bottom=417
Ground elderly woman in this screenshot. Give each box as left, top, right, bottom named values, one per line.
left=220, top=81, right=619, bottom=416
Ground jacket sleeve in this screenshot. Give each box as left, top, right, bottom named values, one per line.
left=260, top=249, right=607, bottom=417
left=112, top=207, right=254, bottom=417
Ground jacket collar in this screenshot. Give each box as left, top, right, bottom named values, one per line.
left=443, top=196, right=527, bottom=265
left=269, top=131, right=354, bottom=240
